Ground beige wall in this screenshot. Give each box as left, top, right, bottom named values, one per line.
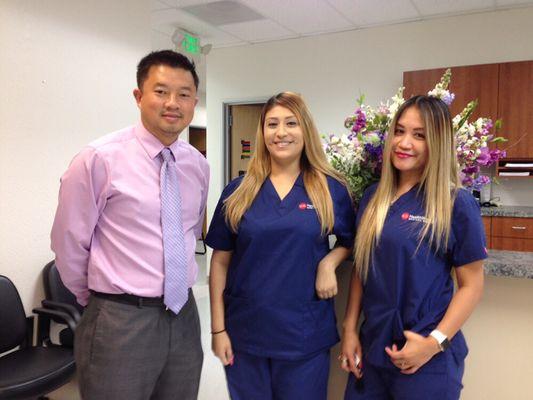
left=206, top=7, right=533, bottom=399
left=0, top=0, right=151, bottom=312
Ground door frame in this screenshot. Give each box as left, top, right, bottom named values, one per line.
left=223, top=99, right=268, bottom=185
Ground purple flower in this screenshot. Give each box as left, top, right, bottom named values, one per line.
left=461, top=175, right=474, bottom=187
left=442, top=92, right=455, bottom=106
left=476, top=148, right=491, bottom=166
left=473, top=175, right=491, bottom=190
left=351, top=108, right=367, bottom=134
left=489, top=149, right=505, bottom=164
left=463, top=165, right=480, bottom=175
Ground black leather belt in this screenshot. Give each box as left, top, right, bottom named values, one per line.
left=91, top=290, right=165, bottom=308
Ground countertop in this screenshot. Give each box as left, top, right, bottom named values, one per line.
left=480, top=205, right=533, bottom=218
left=485, top=249, right=533, bottom=279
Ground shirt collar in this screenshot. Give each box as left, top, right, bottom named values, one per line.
left=134, top=122, right=181, bottom=160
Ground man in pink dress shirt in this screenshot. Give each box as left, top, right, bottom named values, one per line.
left=51, top=50, right=209, bottom=399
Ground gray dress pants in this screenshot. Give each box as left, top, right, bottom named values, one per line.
left=74, top=289, right=203, bottom=400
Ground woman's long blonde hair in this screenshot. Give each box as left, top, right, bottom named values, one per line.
left=355, top=95, right=460, bottom=280
left=224, top=92, right=346, bottom=235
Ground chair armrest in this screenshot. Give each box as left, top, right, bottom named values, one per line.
left=41, top=299, right=82, bottom=323
left=33, top=307, right=77, bottom=336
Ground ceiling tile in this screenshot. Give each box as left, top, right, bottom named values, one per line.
left=219, top=19, right=294, bottom=42
left=412, top=0, right=496, bottom=16
left=329, top=0, right=420, bottom=26
left=240, top=0, right=354, bottom=35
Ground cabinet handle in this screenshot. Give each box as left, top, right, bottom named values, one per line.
left=511, top=226, right=526, bottom=230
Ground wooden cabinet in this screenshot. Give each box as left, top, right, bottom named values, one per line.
left=484, top=216, right=533, bottom=252
left=497, top=61, right=533, bottom=159
left=403, top=60, right=533, bottom=172
left=492, top=237, right=533, bottom=252
left=403, top=64, right=499, bottom=122
left=482, top=216, right=492, bottom=248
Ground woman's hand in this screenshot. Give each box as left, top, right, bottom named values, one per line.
left=316, top=260, right=338, bottom=299
left=385, top=330, right=440, bottom=374
left=212, top=331, right=234, bottom=366
left=339, top=330, right=363, bottom=378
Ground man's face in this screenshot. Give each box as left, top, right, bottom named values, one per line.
left=134, top=65, right=197, bottom=145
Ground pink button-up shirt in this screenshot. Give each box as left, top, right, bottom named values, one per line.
left=51, top=123, right=209, bottom=306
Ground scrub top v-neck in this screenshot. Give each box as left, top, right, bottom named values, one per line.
left=206, top=174, right=355, bottom=360
left=356, top=183, right=487, bottom=370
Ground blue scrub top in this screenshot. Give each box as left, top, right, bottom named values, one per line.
left=357, top=184, right=487, bottom=370
left=206, top=173, right=355, bottom=359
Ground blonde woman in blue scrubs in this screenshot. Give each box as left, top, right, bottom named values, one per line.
left=206, top=92, right=355, bottom=400
left=341, top=95, right=486, bottom=400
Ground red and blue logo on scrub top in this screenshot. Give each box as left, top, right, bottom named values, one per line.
left=298, top=202, right=315, bottom=210
left=401, top=212, right=429, bottom=223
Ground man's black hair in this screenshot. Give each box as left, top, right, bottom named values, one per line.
left=136, top=50, right=199, bottom=90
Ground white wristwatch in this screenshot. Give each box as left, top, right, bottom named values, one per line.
left=430, top=329, right=450, bottom=352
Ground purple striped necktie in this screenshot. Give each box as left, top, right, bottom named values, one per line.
left=160, top=148, right=188, bottom=314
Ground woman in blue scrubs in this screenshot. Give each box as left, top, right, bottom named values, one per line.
left=206, top=92, right=355, bottom=400
left=341, top=95, right=486, bottom=400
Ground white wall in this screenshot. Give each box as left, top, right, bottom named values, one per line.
left=206, top=8, right=533, bottom=400
left=0, top=0, right=151, bottom=312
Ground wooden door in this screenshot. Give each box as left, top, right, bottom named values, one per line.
left=230, top=104, right=264, bottom=180
left=497, top=61, right=533, bottom=158
left=189, top=127, right=206, bottom=157
left=188, top=127, right=207, bottom=235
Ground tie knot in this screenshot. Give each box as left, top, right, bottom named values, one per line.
left=161, top=148, right=175, bottom=163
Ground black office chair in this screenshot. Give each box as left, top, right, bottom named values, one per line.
left=0, top=275, right=76, bottom=400
left=40, top=261, right=82, bottom=347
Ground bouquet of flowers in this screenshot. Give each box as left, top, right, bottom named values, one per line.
left=324, top=69, right=506, bottom=202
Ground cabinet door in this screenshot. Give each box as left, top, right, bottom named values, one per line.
left=403, top=64, right=499, bottom=121
left=482, top=216, right=492, bottom=249
left=498, top=61, right=533, bottom=158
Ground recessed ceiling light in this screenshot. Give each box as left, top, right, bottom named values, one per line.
left=182, top=0, right=265, bottom=26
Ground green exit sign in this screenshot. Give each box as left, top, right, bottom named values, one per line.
left=182, top=33, right=200, bottom=54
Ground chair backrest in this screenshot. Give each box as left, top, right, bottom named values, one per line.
left=43, top=260, right=83, bottom=314
left=0, top=275, right=27, bottom=353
